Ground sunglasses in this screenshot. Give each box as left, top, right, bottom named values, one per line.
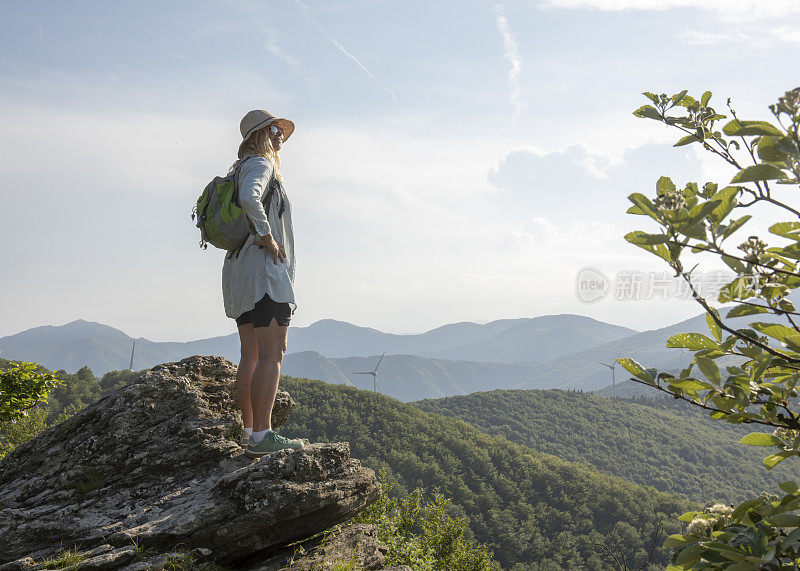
left=269, top=124, right=283, bottom=136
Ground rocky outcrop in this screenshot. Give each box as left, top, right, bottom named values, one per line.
left=0, top=356, right=382, bottom=568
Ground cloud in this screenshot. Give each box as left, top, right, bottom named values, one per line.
left=493, top=4, right=526, bottom=118
left=676, top=30, right=736, bottom=46
left=677, top=27, right=797, bottom=48
left=538, top=0, right=800, bottom=21
left=501, top=217, right=617, bottom=253
left=486, top=141, right=705, bottom=227
left=774, top=26, right=800, bottom=46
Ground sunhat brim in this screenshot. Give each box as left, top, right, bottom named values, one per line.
left=243, top=117, right=295, bottom=142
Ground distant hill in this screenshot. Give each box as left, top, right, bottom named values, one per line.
left=418, top=314, right=637, bottom=362
left=0, top=314, right=637, bottom=376
left=8, top=307, right=791, bottom=397
left=513, top=307, right=796, bottom=392
left=321, top=353, right=545, bottom=401
left=411, top=388, right=797, bottom=504
left=281, top=350, right=354, bottom=387
left=279, top=374, right=697, bottom=569
left=227, top=350, right=547, bottom=401
left=0, top=320, right=240, bottom=375
left=290, top=315, right=637, bottom=363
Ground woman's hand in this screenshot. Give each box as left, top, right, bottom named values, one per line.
left=254, top=233, right=286, bottom=265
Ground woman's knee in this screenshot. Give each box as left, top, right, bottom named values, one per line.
left=239, top=348, right=258, bottom=367
left=259, top=343, right=286, bottom=364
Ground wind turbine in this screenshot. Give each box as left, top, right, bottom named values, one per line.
left=599, top=353, right=621, bottom=398
left=352, top=351, right=386, bottom=393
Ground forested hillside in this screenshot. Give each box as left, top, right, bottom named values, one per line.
left=1, top=358, right=700, bottom=569
left=277, top=375, right=698, bottom=569
left=412, top=388, right=797, bottom=504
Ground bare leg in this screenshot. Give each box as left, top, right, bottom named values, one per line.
left=251, top=317, right=289, bottom=432
left=236, top=323, right=258, bottom=428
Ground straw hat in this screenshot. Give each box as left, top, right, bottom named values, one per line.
left=240, top=109, right=295, bottom=142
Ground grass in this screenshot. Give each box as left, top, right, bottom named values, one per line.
left=318, top=549, right=358, bottom=571
left=162, top=551, right=195, bottom=570
left=66, top=466, right=103, bottom=494
left=130, top=537, right=156, bottom=561
left=40, top=545, right=86, bottom=568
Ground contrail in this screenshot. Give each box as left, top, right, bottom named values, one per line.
left=494, top=4, right=525, bottom=118
left=293, top=0, right=396, bottom=102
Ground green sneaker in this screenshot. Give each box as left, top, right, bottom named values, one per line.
left=245, top=431, right=304, bottom=458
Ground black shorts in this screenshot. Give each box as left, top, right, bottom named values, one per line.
left=235, top=291, right=291, bottom=328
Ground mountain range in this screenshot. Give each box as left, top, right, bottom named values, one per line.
left=1, top=306, right=791, bottom=400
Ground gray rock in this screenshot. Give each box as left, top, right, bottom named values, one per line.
left=0, top=356, right=380, bottom=567
left=61, top=545, right=136, bottom=570
left=252, top=523, right=389, bottom=570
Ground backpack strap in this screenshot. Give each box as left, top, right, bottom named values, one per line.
left=228, top=156, right=279, bottom=260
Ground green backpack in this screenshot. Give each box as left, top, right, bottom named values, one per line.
left=192, top=156, right=275, bottom=252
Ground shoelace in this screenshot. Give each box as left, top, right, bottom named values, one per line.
left=271, top=432, right=295, bottom=445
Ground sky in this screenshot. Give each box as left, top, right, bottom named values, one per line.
left=1, top=0, right=799, bottom=341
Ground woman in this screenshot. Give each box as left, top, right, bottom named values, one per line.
left=223, top=109, right=304, bottom=458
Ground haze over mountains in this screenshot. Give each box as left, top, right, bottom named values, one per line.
left=1, top=307, right=790, bottom=401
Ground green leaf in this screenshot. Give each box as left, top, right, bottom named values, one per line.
left=739, top=432, right=783, bottom=446
left=764, top=450, right=795, bottom=469
left=624, top=233, right=673, bottom=262
left=783, top=334, right=800, bottom=353
left=633, top=105, right=662, bottom=121
left=730, top=163, right=788, bottom=184
left=701, top=90, right=712, bottom=107
left=678, top=511, right=704, bottom=523
left=723, top=119, right=783, bottom=137
left=708, top=186, right=739, bottom=223
left=721, top=254, right=746, bottom=273
left=719, top=277, right=754, bottom=303
left=624, top=231, right=669, bottom=245
left=643, top=92, right=660, bottom=104
left=656, top=176, right=676, bottom=195
left=672, top=90, right=689, bottom=105
left=671, top=379, right=714, bottom=391
left=782, top=527, right=800, bottom=551
left=626, top=205, right=646, bottom=215
left=666, top=333, right=718, bottom=350
left=726, top=304, right=768, bottom=318
left=757, top=135, right=791, bottom=163
left=627, top=193, right=661, bottom=222
left=769, top=222, right=800, bottom=242
left=750, top=322, right=800, bottom=343
left=721, top=215, right=752, bottom=240
left=663, top=534, right=691, bottom=548
left=706, top=309, right=722, bottom=341
left=768, top=513, right=800, bottom=527
left=674, top=133, right=701, bottom=147
left=696, top=356, right=721, bottom=385
left=731, top=499, right=763, bottom=520
left=674, top=543, right=703, bottom=566
left=616, top=358, right=653, bottom=382
left=678, top=94, right=699, bottom=109
left=701, top=182, right=718, bottom=199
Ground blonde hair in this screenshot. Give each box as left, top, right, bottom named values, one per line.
left=229, top=125, right=283, bottom=181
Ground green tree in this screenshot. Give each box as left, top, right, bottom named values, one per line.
left=622, top=87, right=800, bottom=568
left=350, top=467, right=501, bottom=570
left=0, top=362, right=61, bottom=423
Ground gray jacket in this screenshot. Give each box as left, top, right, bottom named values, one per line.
left=221, top=156, right=296, bottom=319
